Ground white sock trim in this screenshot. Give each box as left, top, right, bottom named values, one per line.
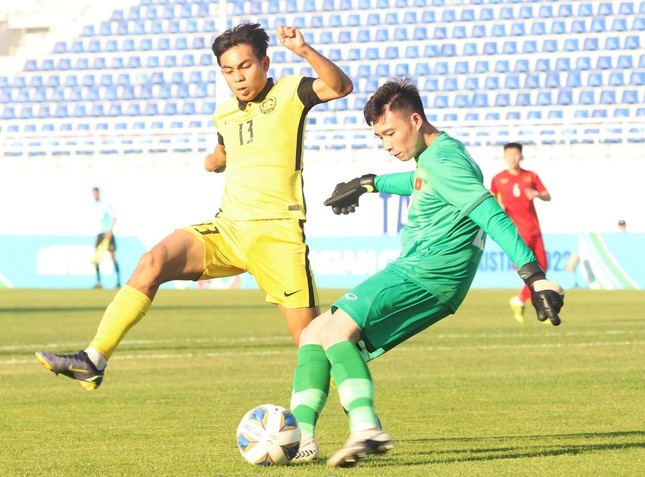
left=85, top=347, right=107, bottom=370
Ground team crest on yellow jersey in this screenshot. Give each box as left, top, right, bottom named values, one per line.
left=260, top=97, right=276, bottom=114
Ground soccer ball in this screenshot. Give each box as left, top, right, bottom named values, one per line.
left=236, top=404, right=301, bottom=466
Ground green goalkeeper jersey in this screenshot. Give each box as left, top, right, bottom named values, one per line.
left=387, top=132, right=493, bottom=311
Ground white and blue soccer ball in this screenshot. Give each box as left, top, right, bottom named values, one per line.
left=236, top=404, right=301, bottom=466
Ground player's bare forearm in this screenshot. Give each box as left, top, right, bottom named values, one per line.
left=538, top=190, right=551, bottom=201
left=301, top=45, right=353, bottom=100
left=205, top=144, right=226, bottom=173
left=277, top=26, right=352, bottom=100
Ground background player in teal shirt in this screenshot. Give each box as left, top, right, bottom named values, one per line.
left=290, top=80, right=565, bottom=467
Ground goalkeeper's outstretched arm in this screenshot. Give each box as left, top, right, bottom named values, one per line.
left=469, top=196, right=564, bottom=326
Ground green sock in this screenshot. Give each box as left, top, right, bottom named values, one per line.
left=326, top=341, right=380, bottom=432
left=290, top=344, right=330, bottom=437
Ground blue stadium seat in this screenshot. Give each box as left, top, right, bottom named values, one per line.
left=414, top=63, right=429, bottom=76
left=562, top=39, right=577, bottom=51
left=619, top=2, right=634, bottom=14
left=605, top=37, right=621, bottom=50
left=479, top=8, right=493, bottom=21
left=460, top=9, right=475, bottom=21
left=555, top=58, right=570, bottom=71
left=545, top=74, right=560, bottom=88
left=434, top=27, right=447, bottom=39
left=495, top=60, right=509, bottom=73
left=527, top=111, right=542, bottom=120
left=454, top=61, right=469, bottom=74
left=365, top=48, right=379, bottom=60
left=474, top=60, right=489, bottom=73
left=577, top=3, right=593, bottom=16
left=357, top=29, right=371, bottom=43
left=571, top=20, right=586, bottom=34
left=465, top=77, right=478, bottom=90
left=452, top=26, right=466, bottom=39
left=500, top=7, right=513, bottom=20
left=542, top=5, right=556, bottom=17
left=484, top=77, right=498, bottom=90
left=441, top=44, right=456, bottom=57
left=621, top=90, right=639, bottom=104
left=583, top=38, right=599, bottom=51
left=525, top=75, right=540, bottom=89
left=613, top=108, right=629, bottom=118
left=557, top=91, right=572, bottom=105
left=591, top=18, right=606, bottom=33
left=550, top=21, right=565, bottom=34
left=523, top=41, right=537, bottom=54
left=535, top=58, right=550, bottom=72
left=587, top=73, right=603, bottom=87
left=543, top=39, right=558, bottom=52
left=441, top=9, right=456, bottom=22
left=598, top=2, right=613, bottom=15
left=608, top=72, right=624, bottom=86
left=483, top=42, right=497, bottom=55
left=600, top=91, right=616, bottom=104
left=443, top=78, right=458, bottom=91
left=470, top=25, right=485, bottom=38
left=502, top=41, right=517, bottom=55
left=566, top=72, right=581, bottom=87
left=531, top=22, right=546, bottom=35
left=597, top=56, right=612, bottom=69
left=375, top=63, right=390, bottom=77
left=625, top=36, right=640, bottom=49
left=434, top=61, right=449, bottom=75
left=394, top=28, right=408, bottom=41
left=472, top=93, right=488, bottom=107
left=495, top=93, right=510, bottom=107
left=491, top=24, right=505, bottom=37
left=405, top=45, right=419, bottom=59
left=575, top=57, right=591, bottom=70
left=454, top=94, right=470, bottom=108
left=433, top=95, right=449, bottom=108
left=504, top=75, right=520, bottom=90
left=578, top=91, right=595, bottom=105
left=515, top=93, right=531, bottom=106
left=458, top=42, right=475, bottom=56
left=513, top=59, right=528, bottom=73
left=509, top=23, right=524, bottom=36
left=629, top=72, right=643, bottom=85
left=421, top=10, right=435, bottom=22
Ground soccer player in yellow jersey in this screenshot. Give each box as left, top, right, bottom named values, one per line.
left=35, top=23, right=353, bottom=390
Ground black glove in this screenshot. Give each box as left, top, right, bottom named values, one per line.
left=518, top=261, right=564, bottom=326
left=323, top=174, right=377, bottom=215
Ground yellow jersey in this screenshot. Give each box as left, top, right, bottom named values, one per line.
left=213, top=75, right=322, bottom=221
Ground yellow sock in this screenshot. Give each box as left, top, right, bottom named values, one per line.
left=89, top=284, right=152, bottom=359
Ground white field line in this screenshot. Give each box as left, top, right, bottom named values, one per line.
left=0, top=329, right=641, bottom=353
left=2, top=340, right=643, bottom=366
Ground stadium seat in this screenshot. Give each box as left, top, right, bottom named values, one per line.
left=587, top=73, right=603, bottom=87
left=566, top=72, right=581, bottom=88
left=535, top=58, right=550, bottom=72
left=597, top=56, right=612, bottom=69
left=577, top=3, right=593, bottom=16
left=609, top=72, right=625, bottom=87
left=555, top=58, right=570, bottom=72
left=591, top=18, right=606, bottom=33
left=523, top=41, right=537, bottom=54
left=629, top=72, right=644, bottom=86
left=571, top=20, right=586, bottom=34
left=525, top=75, right=540, bottom=89
left=619, top=2, right=634, bottom=14
left=621, top=90, right=639, bottom=104
left=583, top=38, right=599, bottom=51
left=551, top=21, right=566, bottom=34
left=625, top=36, right=640, bottom=49
left=598, top=2, right=613, bottom=15
left=484, top=77, right=498, bottom=90
left=578, top=91, right=595, bottom=105
left=502, top=41, right=517, bottom=55
left=491, top=24, right=505, bottom=37
left=564, top=39, right=578, bottom=51
left=469, top=25, right=485, bottom=39
left=515, top=93, right=531, bottom=106
left=542, top=5, right=556, bottom=17
left=464, top=77, right=478, bottom=90
left=556, top=91, right=572, bottom=105
left=575, top=57, right=591, bottom=70
left=600, top=91, right=616, bottom=105
left=545, top=74, right=560, bottom=88
left=443, top=78, right=458, bottom=91
left=495, top=93, right=510, bottom=107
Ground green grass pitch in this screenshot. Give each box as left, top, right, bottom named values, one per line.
left=1, top=288, right=643, bottom=476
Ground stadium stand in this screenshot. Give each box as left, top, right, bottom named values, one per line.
left=0, top=0, right=643, bottom=155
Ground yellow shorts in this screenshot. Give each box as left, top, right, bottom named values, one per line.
left=181, top=217, right=319, bottom=309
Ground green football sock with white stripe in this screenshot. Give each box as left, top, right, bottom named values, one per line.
left=326, top=341, right=380, bottom=432
left=290, top=344, right=330, bottom=437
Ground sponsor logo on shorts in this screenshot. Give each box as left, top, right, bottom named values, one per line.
left=344, top=293, right=358, bottom=300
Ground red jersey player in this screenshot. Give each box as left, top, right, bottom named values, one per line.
left=491, top=143, right=551, bottom=323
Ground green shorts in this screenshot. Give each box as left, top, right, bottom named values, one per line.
left=333, top=267, right=452, bottom=361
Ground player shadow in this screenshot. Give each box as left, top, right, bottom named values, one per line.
left=0, top=304, right=271, bottom=315
left=371, top=430, right=645, bottom=467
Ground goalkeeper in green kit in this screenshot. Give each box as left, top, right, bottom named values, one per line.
left=289, top=79, right=565, bottom=467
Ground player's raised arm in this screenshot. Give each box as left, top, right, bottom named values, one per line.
left=276, top=26, right=353, bottom=101
left=205, top=142, right=227, bottom=173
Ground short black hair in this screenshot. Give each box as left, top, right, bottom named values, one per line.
left=363, top=79, right=428, bottom=126
left=211, top=23, right=269, bottom=66
left=92, top=187, right=100, bottom=192
left=504, top=142, right=523, bottom=153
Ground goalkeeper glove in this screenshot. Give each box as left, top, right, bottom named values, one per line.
left=518, top=261, right=564, bottom=326
left=323, top=174, right=377, bottom=215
